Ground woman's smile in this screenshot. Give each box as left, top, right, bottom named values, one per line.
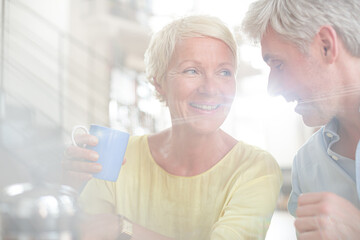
left=189, top=102, right=220, bottom=111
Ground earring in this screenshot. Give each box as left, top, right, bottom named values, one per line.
left=324, top=47, right=328, bottom=56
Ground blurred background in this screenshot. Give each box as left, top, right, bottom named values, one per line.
left=0, top=0, right=316, bottom=238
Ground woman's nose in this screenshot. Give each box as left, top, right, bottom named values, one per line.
left=198, top=76, right=219, bottom=96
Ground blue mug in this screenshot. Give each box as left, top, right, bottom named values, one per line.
left=72, top=124, right=129, bottom=182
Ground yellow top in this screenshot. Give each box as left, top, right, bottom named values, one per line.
left=79, top=135, right=282, bottom=240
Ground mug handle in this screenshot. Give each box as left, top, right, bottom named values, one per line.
left=71, top=125, right=89, bottom=147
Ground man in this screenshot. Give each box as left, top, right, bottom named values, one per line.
left=242, top=0, right=360, bottom=239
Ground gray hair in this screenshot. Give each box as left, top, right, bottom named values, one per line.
left=241, top=0, right=360, bottom=56
left=144, top=15, right=238, bottom=102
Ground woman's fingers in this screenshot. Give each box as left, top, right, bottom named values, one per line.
left=73, top=133, right=98, bottom=147
left=62, top=159, right=102, bottom=173
left=65, top=145, right=99, bottom=162
left=62, top=133, right=100, bottom=190
left=62, top=162, right=102, bottom=190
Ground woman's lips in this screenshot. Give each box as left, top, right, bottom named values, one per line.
left=189, top=102, right=220, bottom=111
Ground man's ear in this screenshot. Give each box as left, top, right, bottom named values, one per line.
left=317, top=25, right=338, bottom=63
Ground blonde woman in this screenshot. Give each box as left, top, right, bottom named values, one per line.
left=65, top=15, right=282, bottom=240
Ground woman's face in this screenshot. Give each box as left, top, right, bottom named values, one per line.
left=160, top=37, right=236, bottom=133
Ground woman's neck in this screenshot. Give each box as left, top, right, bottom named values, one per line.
left=148, top=127, right=237, bottom=176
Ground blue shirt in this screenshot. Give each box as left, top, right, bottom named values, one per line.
left=288, top=118, right=360, bottom=216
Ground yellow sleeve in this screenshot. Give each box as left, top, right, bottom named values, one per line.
left=211, top=152, right=283, bottom=240
left=78, top=178, right=117, bottom=214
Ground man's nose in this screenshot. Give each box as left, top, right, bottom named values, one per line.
left=267, top=73, right=282, bottom=97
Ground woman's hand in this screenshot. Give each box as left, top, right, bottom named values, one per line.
left=62, top=133, right=102, bottom=190
left=80, top=213, right=122, bottom=240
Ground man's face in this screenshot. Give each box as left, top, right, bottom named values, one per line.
left=261, top=28, right=340, bottom=127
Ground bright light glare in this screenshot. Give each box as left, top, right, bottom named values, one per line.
left=222, top=72, right=309, bottom=169
left=147, top=0, right=312, bottom=169
left=239, top=44, right=266, bottom=70
left=151, top=0, right=194, bottom=15
left=195, top=0, right=257, bottom=27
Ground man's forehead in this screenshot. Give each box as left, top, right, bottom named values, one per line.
left=260, top=30, right=295, bottom=62
left=260, top=39, right=282, bottom=63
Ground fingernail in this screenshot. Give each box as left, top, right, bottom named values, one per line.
left=91, top=152, right=99, bottom=160
left=90, top=136, right=98, bottom=145
left=94, top=164, right=102, bottom=171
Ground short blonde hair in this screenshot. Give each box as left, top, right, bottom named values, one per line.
left=144, top=15, right=238, bottom=102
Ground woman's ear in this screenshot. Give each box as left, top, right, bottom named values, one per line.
left=154, top=78, right=166, bottom=99
left=317, top=25, right=338, bottom=63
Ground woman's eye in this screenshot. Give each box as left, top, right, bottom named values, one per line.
left=184, top=69, right=197, bottom=75
left=219, top=70, right=232, bottom=76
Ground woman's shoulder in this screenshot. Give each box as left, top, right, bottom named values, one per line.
left=228, top=141, right=281, bottom=176
left=125, top=135, right=150, bottom=157
left=220, top=130, right=273, bottom=160
left=231, top=141, right=274, bottom=159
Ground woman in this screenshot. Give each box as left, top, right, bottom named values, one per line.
left=65, top=15, right=282, bottom=240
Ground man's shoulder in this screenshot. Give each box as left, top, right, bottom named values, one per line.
left=294, top=127, right=328, bottom=168
left=297, top=127, right=325, bottom=155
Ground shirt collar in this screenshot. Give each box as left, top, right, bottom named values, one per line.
left=322, top=117, right=340, bottom=141
left=322, top=118, right=342, bottom=161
